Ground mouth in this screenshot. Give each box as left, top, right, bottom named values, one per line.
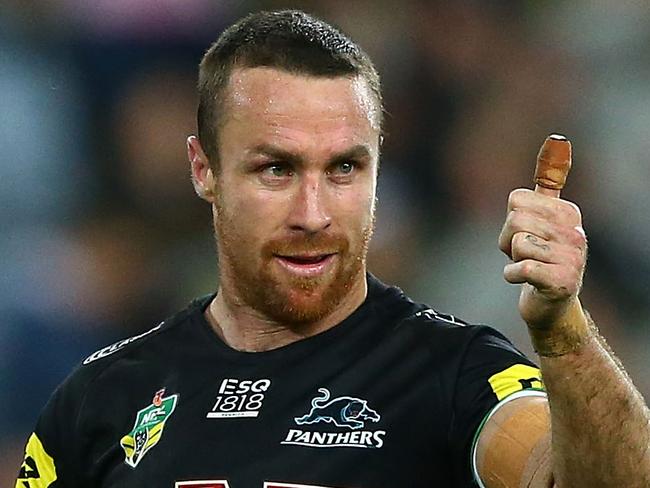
left=273, top=253, right=337, bottom=276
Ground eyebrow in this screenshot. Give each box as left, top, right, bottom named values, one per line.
left=249, top=143, right=372, bottom=166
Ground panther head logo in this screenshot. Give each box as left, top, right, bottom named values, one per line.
left=295, top=389, right=381, bottom=430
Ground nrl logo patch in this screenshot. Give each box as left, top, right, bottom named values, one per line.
left=120, top=388, right=178, bottom=468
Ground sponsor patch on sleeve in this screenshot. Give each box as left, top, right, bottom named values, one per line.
left=488, top=364, right=544, bottom=401
left=15, top=433, right=57, bottom=488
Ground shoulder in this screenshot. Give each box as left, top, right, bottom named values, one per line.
left=81, top=320, right=165, bottom=366
left=28, top=296, right=212, bottom=475
left=386, top=294, right=534, bottom=377
left=64, top=295, right=211, bottom=394
left=404, top=307, right=472, bottom=330
left=368, top=274, right=470, bottom=330
left=399, top=302, right=505, bottom=349
left=368, top=274, right=515, bottom=350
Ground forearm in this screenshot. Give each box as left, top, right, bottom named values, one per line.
left=535, top=303, right=650, bottom=487
left=498, top=135, right=649, bottom=486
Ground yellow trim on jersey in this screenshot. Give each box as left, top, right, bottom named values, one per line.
left=488, top=364, right=544, bottom=401
left=15, top=433, right=58, bottom=488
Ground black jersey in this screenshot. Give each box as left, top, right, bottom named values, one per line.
left=16, top=274, right=544, bottom=488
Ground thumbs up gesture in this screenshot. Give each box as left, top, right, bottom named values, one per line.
left=498, top=135, right=589, bottom=354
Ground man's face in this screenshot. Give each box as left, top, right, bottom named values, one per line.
left=211, top=67, right=380, bottom=325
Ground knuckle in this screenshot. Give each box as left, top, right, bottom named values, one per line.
left=509, top=188, right=531, bottom=208
left=553, top=201, right=566, bottom=216
left=509, top=208, right=531, bottom=231
left=567, top=200, right=582, bottom=219
left=507, top=210, right=528, bottom=236
left=568, top=227, right=586, bottom=247
left=503, top=210, right=516, bottom=231
left=561, top=200, right=582, bottom=224
left=512, top=231, right=526, bottom=247
left=510, top=233, right=527, bottom=260
left=520, top=260, right=534, bottom=276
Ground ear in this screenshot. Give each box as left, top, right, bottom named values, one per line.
left=187, top=135, right=216, bottom=203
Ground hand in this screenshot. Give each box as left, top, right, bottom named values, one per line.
left=498, top=188, right=587, bottom=330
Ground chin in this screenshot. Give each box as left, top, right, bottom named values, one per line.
left=273, top=287, right=337, bottom=325
left=273, top=266, right=363, bottom=325
left=234, top=254, right=365, bottom=326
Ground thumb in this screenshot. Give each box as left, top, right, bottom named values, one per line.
left=534, top=134, right=572, bottom=198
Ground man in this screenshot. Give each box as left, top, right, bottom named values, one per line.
left=16, top=10, right=649, bottom=488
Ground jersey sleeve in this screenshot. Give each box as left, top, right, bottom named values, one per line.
left=15, top=374, right=84, bottom=488
left=448, top=326, right=545, bottom=487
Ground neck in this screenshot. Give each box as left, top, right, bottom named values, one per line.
left=204, top=275, right=368, bottom=352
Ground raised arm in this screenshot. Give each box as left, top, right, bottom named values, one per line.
left=475, top=135, right=650, bottom=487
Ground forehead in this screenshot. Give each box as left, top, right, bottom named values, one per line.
left=221, top=67, right=381, bottom=138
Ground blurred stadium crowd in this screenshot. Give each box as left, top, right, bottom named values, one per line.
left=2, top=0, right=650, bottom=480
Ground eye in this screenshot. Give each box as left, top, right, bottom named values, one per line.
left=329, top=161, right=356, bottom=177
left=256, top=162, right=294, bottom=186
left=262, top=163, right=293, bottom=178
left=337, top=161, right=355, bottom=174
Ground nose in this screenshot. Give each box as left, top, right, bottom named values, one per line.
left=287, top=175, right=332, bottom=234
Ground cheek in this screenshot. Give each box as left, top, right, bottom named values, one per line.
left=335, top=187, right=376, bottom=229
left=350, top=178, right=376, bottom=214
left=217, top=184, right=287, bottom=240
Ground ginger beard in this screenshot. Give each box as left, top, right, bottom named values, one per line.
left=213, top=193, right=375, bottom=326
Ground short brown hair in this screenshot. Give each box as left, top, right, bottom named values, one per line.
left=197, top=9, right=383, bottom=167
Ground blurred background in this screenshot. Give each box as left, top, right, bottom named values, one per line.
left=2, top=0, right=650, bottom=480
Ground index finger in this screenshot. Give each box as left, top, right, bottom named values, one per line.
left=534, top=134, right=572, bottom=198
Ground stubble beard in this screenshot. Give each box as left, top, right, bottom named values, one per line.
left=213, top=204, right=374, bottom=327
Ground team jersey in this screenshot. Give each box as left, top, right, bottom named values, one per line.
left=16, top=274, right=544, bottom=488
